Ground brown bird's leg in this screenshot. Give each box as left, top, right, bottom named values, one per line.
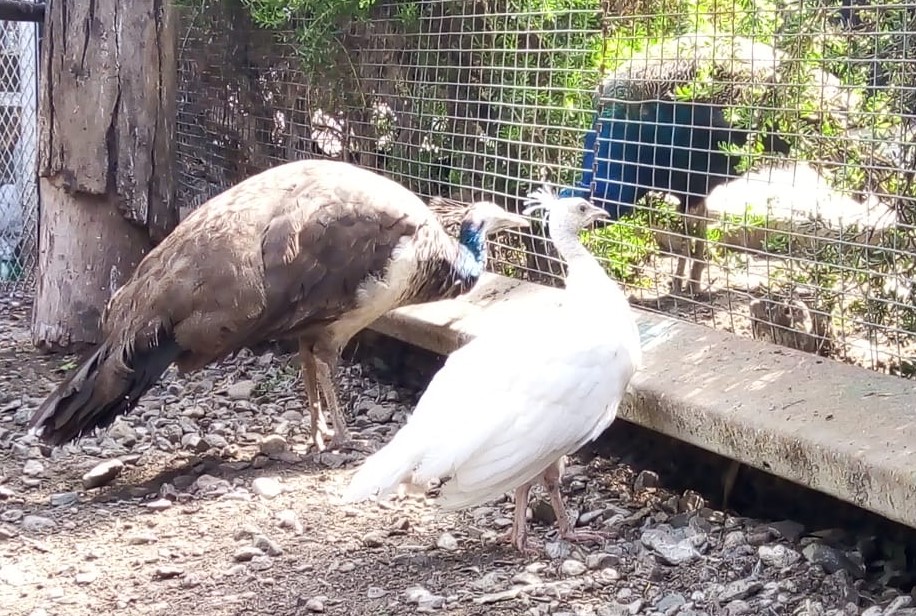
left=299, top=339, right=332, bottom=452
left=542, top=461, right=608, bottom=545
left=313, top=348, right=373, bottom=454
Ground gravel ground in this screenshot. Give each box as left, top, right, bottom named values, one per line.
left=1, top=294, right=916, bottom=616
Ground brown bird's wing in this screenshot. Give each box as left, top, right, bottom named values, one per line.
left=30, top=159, right=443, bottom=445
left=248, top=179, right=435, bottom=345
left=166, top=159, right=441, bottom=361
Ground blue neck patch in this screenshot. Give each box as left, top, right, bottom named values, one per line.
left=456, top=220, right=486, bottom=278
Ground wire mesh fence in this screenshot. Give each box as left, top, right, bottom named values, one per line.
left=0, top=18, right=39, bottom=297
left=175, top=0, right=916, bottom=377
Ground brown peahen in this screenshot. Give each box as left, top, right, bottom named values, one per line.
left=29, top=159, right=529, bottom=453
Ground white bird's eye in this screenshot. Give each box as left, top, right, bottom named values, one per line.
left=578, top=204, right=587, bottom=213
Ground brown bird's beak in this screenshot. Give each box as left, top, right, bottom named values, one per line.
left=489, top=210, right=531, bottom=234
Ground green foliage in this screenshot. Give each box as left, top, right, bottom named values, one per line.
left=242, top=0, right=381, bottom=74
left=229, top=0, right=916, bottom=348
left=581, top=199, right=682, bottom=287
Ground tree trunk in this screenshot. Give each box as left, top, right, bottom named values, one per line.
left=32, top=0, right=177, bottom=353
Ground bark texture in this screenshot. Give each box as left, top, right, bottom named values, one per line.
left=32, top=0, right=177, bottom=352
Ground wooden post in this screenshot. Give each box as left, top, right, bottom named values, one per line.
left=31, top=0, right=178, bottom=352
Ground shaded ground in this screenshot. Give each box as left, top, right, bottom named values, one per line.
left=1, top=295, right=915, bottom=616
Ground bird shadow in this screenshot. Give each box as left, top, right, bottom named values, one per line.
left=84, top=448, right=340, bottom=507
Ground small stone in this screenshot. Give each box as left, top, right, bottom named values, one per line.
left=303, top=597, right=325, bottom=612
left=586, top=553, right=616, bottom=570
left=21, top=515, right=56, bottom=532
left=759, top=544, right=801, bottom=568
left=180, top=573, right=203, bottom=588
left=767, top=520, right=805, bottom=542
left=726, top=599, right=752, bottom=615
left=259, top=435, right=289, bottom=456
left=472, top=571, right=506, bottom=592
left=513, top=571, right=543, bottom=585
left=641, top=528, right=701, bottom=566
left=656, top=593, right=687, bottom=613
left=108, top=421, right=139, bottom=447
left=366, top=404, right=394, bottom=423
left=0, top=509, right=23, bottom=523
left=405, top=585, right=446, bottom=609
left=436, top=532, right=458, bottom=551
left=0, top=485, right=15, bottom=499
left=145, top=498, right=173, bottom=511
left=193, top=474, right=231, bottom=497
left=74, top=571, right=98, bottom=585
left=49, top=492, right=79, bottom=507
left=252, top=477, right=283, bottom=499
left=634, top=470, right=659, bottom=491
left=723, top=531, right=748, bottom=548
left=227, top=380, right=256, bottom=400
left=560, top=559, right=587, bottom=577
left=0, top=525, right=17, bottom=540
left=204, top=433, right=229, bottom=449
left=234, top=546, right=264, bottom=562
left=803, top=543, right=865, bottom=579
left=719, top=579, right=762, bottom=602
left=318, top=452, right=348, bottom=468
left=22, top=459, right=44, bottom=477
left=544, top=540, right=572, bottom=560
left=181, top=434, right=210, bottom=453
left=885, top=596, right=914, bottom=615
left=126, top=532, right=158, bottom=545
left=81, top=459, right=124, bottom=489
left=362, top=531, right=385, bottom=548
left=154, top=566, right=184, bottom=580
left=249, top=555, right=273, bottom=571
left=276, top=509, right=303, bottom=534
left=253, top=534, right=283, bottom=556
left=367, top=586, right=388, bottom=599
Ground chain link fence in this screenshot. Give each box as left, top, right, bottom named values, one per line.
left=0, top=17, right=39, bottom=297
left=175, top=0, right=916, bottom=377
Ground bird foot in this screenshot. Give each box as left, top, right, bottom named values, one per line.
left=556, top=527, right=610, bottom=546
left=326, top=436, right=374, bottom=455
left=307, top=425, right=335, bottom=453
left=499, top=528, right=541, bottom=556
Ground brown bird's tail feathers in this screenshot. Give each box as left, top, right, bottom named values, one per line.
left=28, top=329, right=182, bottom=447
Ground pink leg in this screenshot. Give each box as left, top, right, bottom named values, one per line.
left=503, top=482, right=539, bottom=554
left=542, top=461, right=607, bottom=545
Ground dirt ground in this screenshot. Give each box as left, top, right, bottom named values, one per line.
left=1, top=295, right=914, bottom=616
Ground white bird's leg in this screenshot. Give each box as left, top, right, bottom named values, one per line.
left=542, top=461, right=607, bottom=545
left=314, top=353, right=373, bottom=454
left=505, top=482, right=538, bottom=554
left=298, top=340, right=331, bottom=452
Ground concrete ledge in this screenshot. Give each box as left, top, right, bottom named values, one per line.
left=369, top=273, right=916, bottom=530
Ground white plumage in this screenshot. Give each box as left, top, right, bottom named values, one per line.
left=342, top=187, right=642, bottom=552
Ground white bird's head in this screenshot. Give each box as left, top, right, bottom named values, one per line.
left=522, top=186, right=611, bottom=236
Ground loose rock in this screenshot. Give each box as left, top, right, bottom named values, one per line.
left=252, top=477, right=283, bottom=499
left=759, top=544, right=802, bottom=569
left=21, top=515, right=56, bottom=532
left=22, top=459, right=44, bottom=477
left=436, top=532, right=458, bottom=552
left=49, top=492, right=79, bottom=507
left=82, top=459, right=124, bottom=489
left=259, top=434, right=289, bottom=456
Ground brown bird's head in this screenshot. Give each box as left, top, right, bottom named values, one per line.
left=427, top=196, right=529, bottom=239
left=460, top=200, right=530, bottom=237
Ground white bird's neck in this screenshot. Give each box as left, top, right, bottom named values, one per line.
left=551, top=224, right=634, bottom=321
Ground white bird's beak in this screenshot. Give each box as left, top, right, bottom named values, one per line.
left=586, top=204, right=612, bottom=224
